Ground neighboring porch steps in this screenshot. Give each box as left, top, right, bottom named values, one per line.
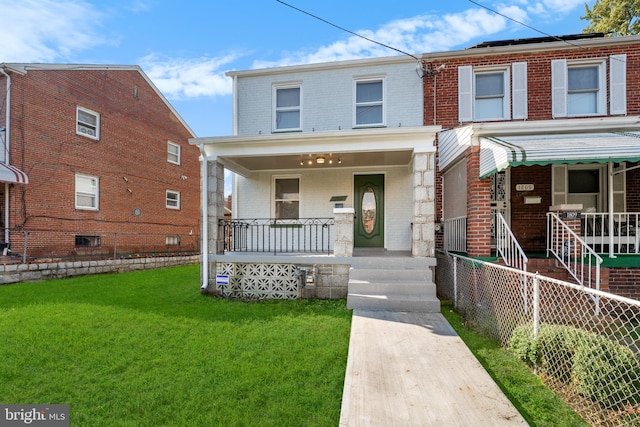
left=347, top=256, right=440, bottom=313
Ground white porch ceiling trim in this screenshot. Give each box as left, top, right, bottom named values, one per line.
left=191, top=126, right=440, bottom=175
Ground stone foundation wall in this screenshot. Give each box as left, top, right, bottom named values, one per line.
left=0, top=255, right=199, bottom=285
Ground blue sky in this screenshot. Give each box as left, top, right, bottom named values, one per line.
left=1, top=0, right=593, bottom=137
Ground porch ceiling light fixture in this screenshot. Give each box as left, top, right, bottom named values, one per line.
left=316, top=156, right=325, bottom=164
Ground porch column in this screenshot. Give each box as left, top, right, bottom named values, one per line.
left=412, top=151, right=436, bottom=257
left=334, top=208, right=355, bottom=257
left=466, top=146, right=492, bottom=258
left=208, top=160, right=225, bottom=255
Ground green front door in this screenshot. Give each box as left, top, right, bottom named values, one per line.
left=354, top=174, right=384, bottom=248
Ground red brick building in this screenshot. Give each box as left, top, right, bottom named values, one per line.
left=427, top=34, right=640, bottom=297
left=0, top=64, right=200, bottom=260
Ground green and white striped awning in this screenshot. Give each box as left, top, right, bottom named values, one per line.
left=479, top=132, right=640, bottom=178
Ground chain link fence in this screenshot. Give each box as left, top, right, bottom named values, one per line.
left=436, top=251, right=640, bottom=426
left=3, top=228, right=200, bottom=263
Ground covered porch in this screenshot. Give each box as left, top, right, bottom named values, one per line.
left=439, top=117, right=640, bottom=296
left=190, top=126, right=439, bottom=294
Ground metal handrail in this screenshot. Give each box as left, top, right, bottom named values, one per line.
left=495, top=212, right=528, bottom=272
left=444, top=216, right=467, bottom=253
left=547, top=212, right=602, bottom=290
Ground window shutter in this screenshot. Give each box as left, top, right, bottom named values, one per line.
left=552, top=164, right=567, bottom=206
left=610, top=54, right=627, bottom=115
left=512, top=62, right=527, bottom=120
left=458, top=66, right=473, bottom=122
left=551, top=59, right=567, bottom=118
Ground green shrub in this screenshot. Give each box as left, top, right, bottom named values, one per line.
left=572, top=332, right=640, bottom=408
left=509, top=322, right=640, bottom=409
left=509, top=323, right=538, bottom=367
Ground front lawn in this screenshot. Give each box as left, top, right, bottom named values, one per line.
left=0, top=265, right=352, bottom=426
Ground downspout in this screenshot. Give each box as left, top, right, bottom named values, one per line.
left=608, top=162, right=615, bottom=258
left=1, top=67, right=11, bottom=245
left=199, top=145, right=209, bottom=291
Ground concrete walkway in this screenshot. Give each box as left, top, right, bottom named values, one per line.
left=339, top=310, right=528, bottom=427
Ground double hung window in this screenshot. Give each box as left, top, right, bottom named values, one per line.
left=274, top=85, right=301, bottom=131
left=76, top=106, right=100, bottom=140
left=75, top=174, right=99, bottom=210
left=355, top=78, right=384, bottom=126
left=274, top=177, right=299, bottom=219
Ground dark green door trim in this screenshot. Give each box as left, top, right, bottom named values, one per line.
left=354, top=174, right=384, bottom=248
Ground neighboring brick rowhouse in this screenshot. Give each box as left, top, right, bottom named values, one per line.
left=428, top=39, right=640, bottom=255
left=1, top=67, right=200, bottom=258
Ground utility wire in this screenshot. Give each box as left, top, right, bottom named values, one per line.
left=276, top=0, right=420, bottom=61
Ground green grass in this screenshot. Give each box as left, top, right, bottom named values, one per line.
left=0, top=265, right=352, bottom=426
left=441, top=301, right=589, bottom=427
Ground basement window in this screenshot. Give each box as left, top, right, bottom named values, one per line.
left=75, top=235, right=101, bottom=248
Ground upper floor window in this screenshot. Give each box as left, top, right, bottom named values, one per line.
left=274, top=177, right=299, bottom=219
left=167, top=141, right=181, bottom=165
left=474, top=71, right=507, bottom=121
left=458, top=63, right=527, bottom=123
left=552, top=55, right=626, bottom=117
left=274, top=85, right=301, bottom=131
left=355, top=78, right=384, bottom=127
left=166, top=190, right=180, bottom=210
left=75, top=173, right=99, bottom=210
left=76, top=106, right=100, bottom=140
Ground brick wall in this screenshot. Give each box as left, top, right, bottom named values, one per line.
left=3, top=68, right=201, bottom=258
left=424, top=42, right=640, bottom=129
left=510, top=165, right=552, bottom=253
left=608, top=268, right=640, bottom=300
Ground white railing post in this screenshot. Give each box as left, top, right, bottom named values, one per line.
left=495, top=212, right=528, bottom=272
left=533, top=273, right=540, bottom=337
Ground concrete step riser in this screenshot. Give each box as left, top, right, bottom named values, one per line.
left=349, top=269, right=432, bottom=282
left=350, top=258, right=435, bottom=270
left=348, top=281, right=437, bottom=297
left=346, top=295, right=441, bottom=312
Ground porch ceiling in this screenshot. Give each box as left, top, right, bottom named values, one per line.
left=223, top=150, right=413, bottom=172
left=191, top=126, right=439, bottom=176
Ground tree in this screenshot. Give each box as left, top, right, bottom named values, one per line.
left=582, top=0, right=640, bottom=36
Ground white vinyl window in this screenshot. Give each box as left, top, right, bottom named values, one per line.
left=355, top=78, right=384, bottom=126
left=567, top=64, right=602, bottom=115
left=274, top=85, right=301, bottom=131
left=166, top=190, right=180, bottom=209
left=167, top=141, right=181, bottom=165
left=274, top=177, right=299, bottom=219
left=551, top=57, right=623, bottom=117
left=76, top=106, right=100, bottom=140
left=75, top=174, right=99, bottom=210
left=459, top=64, right=526, bottom=122
left=474, top=71, right=508, bottom=120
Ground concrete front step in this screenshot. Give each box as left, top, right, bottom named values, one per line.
left=347, top=257, right=440, bottom=313
left=348, top=280, right=437, bottom=298
left=347, top=293, right=441, bottom=312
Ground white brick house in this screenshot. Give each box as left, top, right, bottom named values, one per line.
left=191, top=55, right=440, bottom=295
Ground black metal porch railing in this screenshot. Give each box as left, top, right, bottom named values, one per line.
left=219, top=218, right=335, bottom=255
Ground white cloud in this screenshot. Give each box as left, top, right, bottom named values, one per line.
left=253, top=0, right=586, bottom=69
left=139, top=54, right=238, bottom=99
left=0, top=0, right=105, bottom=62
left=253, top=8, right=508, bottom=68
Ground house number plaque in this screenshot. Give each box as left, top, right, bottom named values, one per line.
left=515, top=184, right=534, bottom=192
